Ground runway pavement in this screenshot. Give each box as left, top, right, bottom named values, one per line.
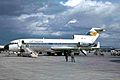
left=0, top=53, right=120, bottom=80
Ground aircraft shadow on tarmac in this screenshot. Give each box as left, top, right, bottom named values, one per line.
left=110, top=60, right=120, bottom=63
left=109, top=57, right=120, bottom=63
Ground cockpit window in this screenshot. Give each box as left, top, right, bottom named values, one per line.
left=9, top=42, right=18, bottom=44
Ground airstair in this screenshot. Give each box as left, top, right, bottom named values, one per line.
left=19, top=44, right=38, bottom=58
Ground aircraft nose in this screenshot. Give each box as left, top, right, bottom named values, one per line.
left=4, top=44, right=9, bottom=50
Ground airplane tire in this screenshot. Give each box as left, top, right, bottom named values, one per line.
left=74, top=53, right=79, bottom=55
left=47, top=52, right=54, bottom=56
left=39, top=52, right=42, bottom=54
left=117, top=53, right=120, bottom=56
left=57, top=52, right=62, bottom=56
left=17, top=53, right=21, bottom=56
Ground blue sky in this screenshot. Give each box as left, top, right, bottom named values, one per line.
left=0, top=0, right=120, bottom=48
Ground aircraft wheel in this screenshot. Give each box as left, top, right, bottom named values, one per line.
left=17, top=53, right=21, bottom=56
left=117, top=53, right=120, bottom=56
left=57, top=52, right=62, bottom=56
left=47, top=52, right=54, bottom=56
left=39, top=52, right=42, bottom=54
left=74, top=53, right=79, bottom=55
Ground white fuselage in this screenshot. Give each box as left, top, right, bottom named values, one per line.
left=9, top=38, right=78, bottom=52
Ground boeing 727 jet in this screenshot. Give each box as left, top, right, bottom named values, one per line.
left=4, top=28, right=104, bottom=58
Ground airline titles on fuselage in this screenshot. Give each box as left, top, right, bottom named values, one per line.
left=29, top=40, right=43, bottom=43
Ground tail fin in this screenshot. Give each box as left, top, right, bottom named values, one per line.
left=88, top=28, right=105, bottom=36
left=87, top=28, right=105, bottom=43
left=74, top=28, right=105, bottom=43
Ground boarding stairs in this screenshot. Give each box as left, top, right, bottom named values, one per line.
left=20, top=46, right=38, bottom=58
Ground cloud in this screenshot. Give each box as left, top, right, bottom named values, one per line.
left=68, top=19, right=77, bottom=24
left=15, top=0, right=119, bottom=39
left=51, top=31, right=63, bottom=36
left=60, top=0, right=116, bottom=16
left=37, top=5, right=48, bottom=11
left=108, top=23, right=120, bottom=31
left=55, top=0, right=118, bottom=29
left=17, top=13, right=55, bottom=22
left=100, top=33, right=110, bottom=38
left=16, top=12, right=57, bottom=36
left=0, top=0, right=24, bottom=16
left=27, top=21, right=63, bottom=36
left=99, top=23, right=120, bottom=40
left=60, top=0, right=84, bottom=7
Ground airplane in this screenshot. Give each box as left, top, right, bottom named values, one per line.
left=4, top=28, right=105, bottom=58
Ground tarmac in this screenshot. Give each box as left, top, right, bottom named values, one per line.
left=0, top=52, right=120, bottom=80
